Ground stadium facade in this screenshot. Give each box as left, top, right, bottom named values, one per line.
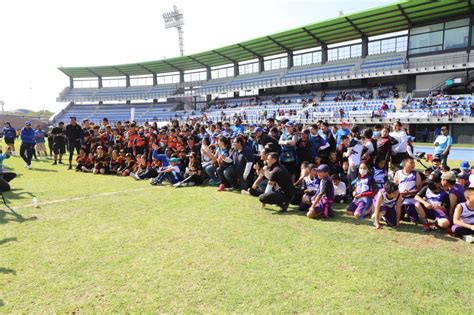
left=54, top=0, right=474, bottom=143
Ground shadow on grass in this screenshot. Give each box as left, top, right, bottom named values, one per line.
left=0, top=209, right=38, bottom=225
left=0, top=237, right=18, bottom=245
left=30, top=167, right=58, bottom=173
left=3, top=190, right=36, bottom=202
left=263, top=203, right=459, bottom=242
left=0, top=267, right=16, bottom=275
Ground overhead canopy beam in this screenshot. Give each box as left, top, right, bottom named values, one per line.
left=397, top=4, right=412, bottom=26
left=345, top=17, right=365, bottom=37
left=137, top=64, right=155, bottom=75
left=86, top=68, right=100, bottom=77
left=162, top=60, right=182, bottom=72
left=237, top=43, right=262, bottom=59
left=302, top=27, right=325, bottom=46
left=112, top=66, right=128, bottom=76
left=212, top=50, right=236, bottom=63
left=267, top=36, right=291, bottom=52
left=187, top=56, right=209, bottom=69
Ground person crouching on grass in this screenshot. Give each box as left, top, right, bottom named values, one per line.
left=307, top=164, right=335, bottom=219
left=451, top=188, right=474, bottom=238
left=346, top=162, right=377, bottom=219
left=150, top=157, right=181, bottom=186
left=414, top=178, right=451, bottom=232
left=174, top=152, right=204, bottom=187
left=117, top=153, right=135, bottom=176
left=372, top=181, right=402, bottom=229
left=92, top=146, right=108, bottom=175
left=298, top=164, right=320, bottom=212
left=0, top=145, right=16, bottom=194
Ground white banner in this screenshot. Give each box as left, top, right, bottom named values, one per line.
left=386, top=112, right=430, bottom=119
left=347, top=110, right=373, bottom=118
left=130, top=107, right=136, bottom=121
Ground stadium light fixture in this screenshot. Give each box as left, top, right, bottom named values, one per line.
left=163, top=5, right=185, bottom=57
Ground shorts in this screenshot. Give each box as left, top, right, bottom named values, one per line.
left=53, top=143, right=66, bottom=155
left=310, top=197, right=333, bottom=218
left=419, top=203, right=448, bottom=221
left=4, top=138, right=15, bottom=145
left=347, top=198, right=372, bottom=216
left=35, top=142, right=46, bottom=152
left=379, top=205, right=397, bottom=227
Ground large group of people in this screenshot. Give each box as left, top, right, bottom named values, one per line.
left=1, top=115, right=474, bottom=240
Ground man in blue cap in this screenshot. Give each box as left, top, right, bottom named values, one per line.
left=460, top=161, right=470, bottom=175
left=20, top=121, right=35, bottom=169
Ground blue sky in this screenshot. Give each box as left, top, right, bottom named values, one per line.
left=0, top=0, right=394, bottom=111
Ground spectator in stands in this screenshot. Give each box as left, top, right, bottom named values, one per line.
left=433, top=126, right=452, bottom=169
left=19, top=121, right=35, bottom=169
left=1, top=122, right=16, bottom=156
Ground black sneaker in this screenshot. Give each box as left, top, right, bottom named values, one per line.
left=58, top=161, right=64, bottom=164
left=68, top=165, right=72, bottom=170
left=51, top=162, right=57, bottom=165
left=278, top=202, right=289, bottom=213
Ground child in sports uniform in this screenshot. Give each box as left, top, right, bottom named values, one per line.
left=346, top=162, right=377, bottom=219
left=372, top=181, right=402, bottom=229
left=372, top=157, right=387, bottom=191
left=414, top=179, right=451, bottom=232
left=307, top=164, right=335, bottom=219
left=451, top=188, right=474, bottom=238
left=299, top=164, right=320, bottom=211
left=393, top=157, right=422, bottom=223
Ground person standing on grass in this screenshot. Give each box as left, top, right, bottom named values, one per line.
left=51, top=122, right=66, bottom=165
left=1, top=122, right=16, bottom=155
left=66, top=116, right=83, bottom=170
left=34, top=125, right=47, bottom=157
left=389, top=121, right=408, bottom=169
left=451, top=188, right=474, bottom=238
left=433, top=126, right=452, bottom=169
left=19, top=121, right=35, bottom=169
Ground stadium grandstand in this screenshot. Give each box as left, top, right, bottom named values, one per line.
left=53, top=0, right=474, bottom=143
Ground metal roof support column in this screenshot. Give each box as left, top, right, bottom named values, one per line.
left=321, top=45, right=328, bottom=64
left=287, top=51, right=294, bottom=69
left=361, top=36, right=368, bottom=58
left=125, top=75, right=131, bottom=88
left=258, top=57, right=264, bottom=73
left=206, top=66, right=211, bottom=81
left=98, top=76, right=103, bottom=89
left=153, top=73, right=158, bottom=86
left=234, top=62, right=239, bottom=77
left=69, top=77, right=74, bottom=89
left=179, top=71, right=184, bottom=83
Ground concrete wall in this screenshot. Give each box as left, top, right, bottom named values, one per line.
left=415, top=71, right=465, bottom=90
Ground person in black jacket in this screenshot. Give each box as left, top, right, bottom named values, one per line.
left=65, top=117, right=83, bottom=170
left=259, top=152, right=295, bottom=213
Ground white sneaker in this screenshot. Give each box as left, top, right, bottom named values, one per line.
left=26, top=164, right=31, bottom=170
left=24, top=163, right=28, bottom=168
left=463, top=235, right=474, bottom=243
left=173, top=182, right=182, bottom=188
left=130, top=172, right=140, bottom=180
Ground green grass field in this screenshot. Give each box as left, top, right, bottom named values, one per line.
left=1, top=155, right=474, bottom=313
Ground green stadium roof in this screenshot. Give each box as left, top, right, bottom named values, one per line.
left=59, top=0, right=474, bottom=78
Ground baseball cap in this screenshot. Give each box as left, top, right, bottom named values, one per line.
left=285, top=121, right=294, bottom=127
left=316, top=164, right=330, bottom=173
left=25, top=121, right=31, bottom=126
left=408, top=136, right=416, bottom=142
left=253, top=127, right=263, bottom=133
left=441, top=171, right=456, bottom=182
left=460, top=161, right=470, bottom=171
left=169, top=157, right=179, bottom=163
left=457, top=172, right=470, bottom=180
left=69, top=116, right=77, bottom=120
left=432, top=154, right=441, bottom=161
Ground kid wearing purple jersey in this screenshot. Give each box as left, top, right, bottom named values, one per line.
left=414, top=179, right=451, bottom=232
left=451, top=188, right=474, bottom=237
left=393, top=157, right=422, bottom=223
left=307, top=164, right=335, bottom=219
left=373, top=181, right=402, bottom=229
left=346, top=162, right=377, bottom=219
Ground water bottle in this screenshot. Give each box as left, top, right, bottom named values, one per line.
left=32, top=197, right=38, bottom=208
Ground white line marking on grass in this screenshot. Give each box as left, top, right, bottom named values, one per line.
left=11, top=187, right=158, bottom=210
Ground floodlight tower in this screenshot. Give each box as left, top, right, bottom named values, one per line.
left=163, top=5, right=185, bottom=56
